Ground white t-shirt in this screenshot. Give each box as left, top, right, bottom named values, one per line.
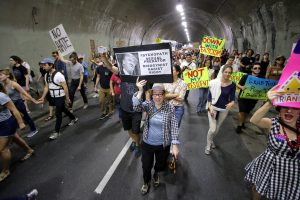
left=180, top=61, right=197, bottom=70
left=22, top=61, right=33, bottom=82
left=45, top=72, right=66, bottom=98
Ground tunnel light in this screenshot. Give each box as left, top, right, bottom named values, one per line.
left=182, top=21, right=187, bottom=27
left=180, top=12, right=185, bottom=16
left=184, top=28, right=188, bottom=32
left=181, top=16, right=186, bottom=20
left=176, top=4, right=184, bottom=12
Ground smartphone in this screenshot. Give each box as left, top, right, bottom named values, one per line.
left=97, top=46, right=107, bottom=54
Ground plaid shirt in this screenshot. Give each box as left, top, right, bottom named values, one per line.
left=132, top=94, right=180, bottom=147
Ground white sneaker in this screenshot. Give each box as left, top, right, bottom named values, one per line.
left=27, top=189, right=38, bottom=199
left=68, top=117, right=78, bottom=126
left=27, top=130, right=38, bottom=138
left=211, top=142, right=216, bottom=149
left=49, top=132, right=60, bottom=140
left=92, top=94, right=99, bottom=98
left=83, top=104, right=88, bottom=109
left=204, top=146, right=211, bottom=155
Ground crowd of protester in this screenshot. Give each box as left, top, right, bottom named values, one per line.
left=0, top=45, right=298, bottom=200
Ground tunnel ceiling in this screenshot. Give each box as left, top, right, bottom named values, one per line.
left=0, top=0, right=264, bottom=44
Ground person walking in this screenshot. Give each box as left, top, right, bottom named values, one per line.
left=164, top=64, right=187, bottom=127
left=38, top=58, right=78, bottom=140
left=0, top=84, right=25, bottom=182
left=59, top=52, right=88, bottom=110
left=205, top=65, right=236, bottom=155
left=133, top=79, right=179, bottom=195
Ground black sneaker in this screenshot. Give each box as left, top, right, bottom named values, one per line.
left=153, top=173, right=160, bottom=188
left=99, top=113, right=108, bottom=120
left=236, top=126, right=242, bottom=134
left=242, top=123, right=246, bottom=129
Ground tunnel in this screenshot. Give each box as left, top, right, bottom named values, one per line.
left=1, top=0, right=300, bottom=69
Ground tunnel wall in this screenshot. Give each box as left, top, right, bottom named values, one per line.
left=0, top=0, right=299, bottom=72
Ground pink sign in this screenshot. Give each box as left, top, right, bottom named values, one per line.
left=274, top=38, right=300, bottom=108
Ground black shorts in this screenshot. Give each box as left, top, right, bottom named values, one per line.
left=238, top=98, right=258, bottom=113
left=46, top=92, right=55, bottom=106
left=121, top=109, right=142, bottom=134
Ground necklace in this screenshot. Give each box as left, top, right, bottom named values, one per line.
left=282, top=126, right=300, bottom=151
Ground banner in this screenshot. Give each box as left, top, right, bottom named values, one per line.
left=114, top=43, right=173, bottom=83
left=200, top=35, right=225, bottom=57
left=183, top=67, right=209, bottom=90
left=274, top=38, right=300, bottom=108
left=240, top=75, right=278, bottom=100
left=231, top=71, right=247, bottom=92
left=49, top=24, right=74, bottom=56
left=90, top=39, right=96, bottom=53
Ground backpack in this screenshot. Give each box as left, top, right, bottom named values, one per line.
left=46, top=71, right=64, bottom=98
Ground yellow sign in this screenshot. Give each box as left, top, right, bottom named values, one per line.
left=183, top=67, right=209, bottom=90
left=200, top=35, right=225, bottom=57
left=155, top=38, right=161, bottom=44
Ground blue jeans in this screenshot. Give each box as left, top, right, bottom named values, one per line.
left=174, top=106, right=184, bottom=127
left=197, top=88, right=208, bottom=113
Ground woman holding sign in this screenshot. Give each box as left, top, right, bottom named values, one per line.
left=205, top=65, right=236, bottom=155
left=245, top=88, right=300, bottom=200
left=133, top=79, right=179, bottom=195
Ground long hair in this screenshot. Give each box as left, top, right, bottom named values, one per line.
left=0, top=82, right=6, bottom=93
left=10, top=55, right=23, bottom=65
left=0, top=68, right=16, bottom=81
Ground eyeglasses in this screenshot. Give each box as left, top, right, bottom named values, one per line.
left=152, top=94, right=164, bottom=97
left=253, top=67, right=261, bottom=70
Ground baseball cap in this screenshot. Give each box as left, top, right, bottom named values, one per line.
left=40, top=58, right=54, bottom=64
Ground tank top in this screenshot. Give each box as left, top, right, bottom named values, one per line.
left=6, top=82, right=22, bottom=102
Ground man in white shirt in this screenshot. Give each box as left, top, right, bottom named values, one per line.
left=38, top=58, right=78, bottom=140
left=180, top=54, right=196, bottom=100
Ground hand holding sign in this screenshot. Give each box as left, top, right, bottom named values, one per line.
left=136, top=77, right=147, bottom=92
left=267, top=85, right=284, bottom=102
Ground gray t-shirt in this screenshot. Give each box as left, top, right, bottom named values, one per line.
left=71, top=62, right=84, bottom=80
left=0, top=92, right=12, bottom=122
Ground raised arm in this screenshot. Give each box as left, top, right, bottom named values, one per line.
left=250, top=87, right=283, bottom=130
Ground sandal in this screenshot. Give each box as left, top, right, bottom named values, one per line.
left=0, top=171, right=10, bottom=182
left=21, top=150, right=34, bottom=161
left=44, top=116, right=54, bottom=121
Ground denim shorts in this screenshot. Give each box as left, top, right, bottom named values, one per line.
left=0, top=116, right=17, bottom=137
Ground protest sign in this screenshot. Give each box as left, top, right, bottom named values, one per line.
left=49, top=24, right=74, bottom=56
left=240, top=75, right=278, bottom=100
left=274, top=38, right=300, bottom=108
left=200, top=35, right=225, bottom=57
left=183, top=67, right=209, bottom=90
left=90, top=39, right=96, bottom=53
left=231, top=71, right=247, bottom=92
left=114, top=43, right=172, bottom=83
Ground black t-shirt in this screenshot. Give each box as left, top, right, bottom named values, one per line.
left=120, top=82, right=138, bottom=112
left=96, top=65, right=112, bottom=89
left=240, top=57, right=255, bottom=73
left=12, top=65, right=28, bottom=86
left=260, top=60, right=269, bottom=77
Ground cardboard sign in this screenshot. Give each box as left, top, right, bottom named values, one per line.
left=90, top=39, right=96, bottom=53
left=200, top=35, right=225, bottom=57
left=49, top=24, right=74, bottom=56
left=114, top=43, right=173, bottom=83
left=240, top=75, right=278, bottom=100
left=183, top=67, right=209, bottom=90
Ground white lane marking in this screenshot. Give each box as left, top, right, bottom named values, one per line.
left=95, top=138, right=132, bottom=194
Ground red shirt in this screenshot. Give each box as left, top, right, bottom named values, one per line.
left=110, top=74, right=121, bottom=95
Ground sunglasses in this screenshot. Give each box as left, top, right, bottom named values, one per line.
left=253, top=67, right=261, bottom=70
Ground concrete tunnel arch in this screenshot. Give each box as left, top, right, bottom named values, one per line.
left=0, top=0, right=299, bottom=69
